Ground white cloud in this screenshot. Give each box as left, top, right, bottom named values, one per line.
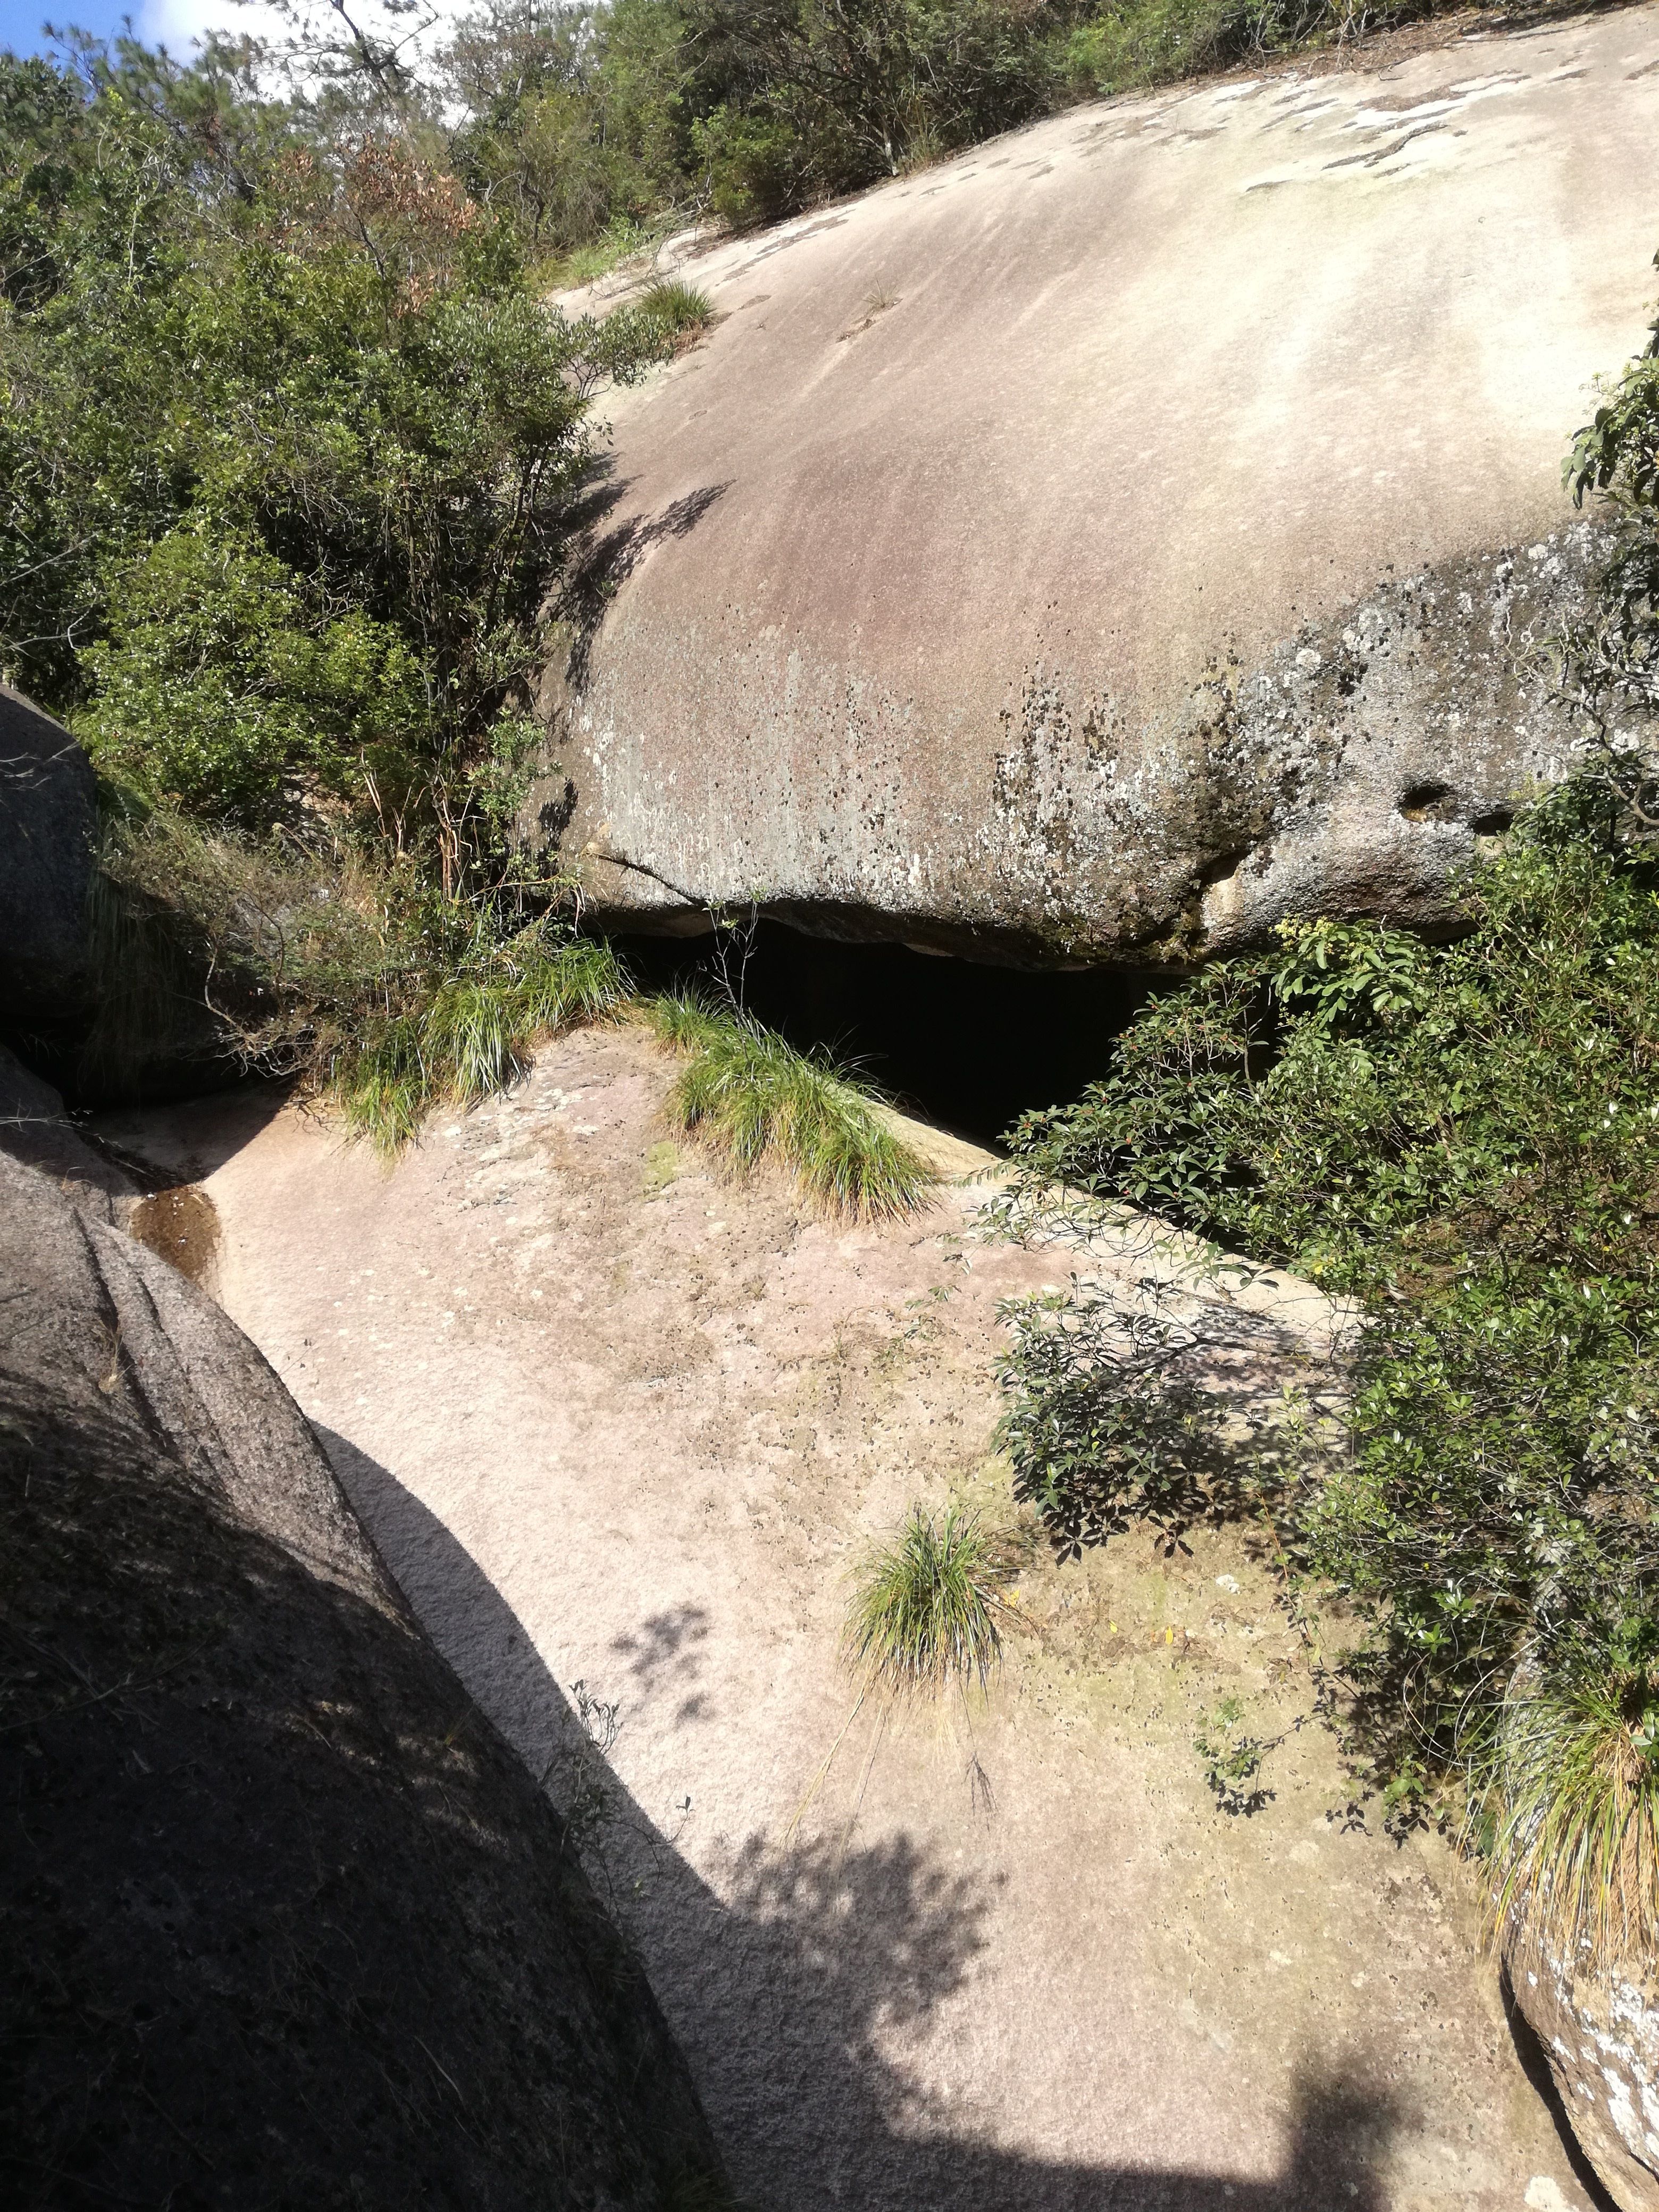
left=136, top=0, right=474, bottom=66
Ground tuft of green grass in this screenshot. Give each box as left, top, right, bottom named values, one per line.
left=843, top=1505, right=1014, bottom=1696
left=573, top=280, right=716, bottom=390
left=332, top=934, right=624, bottom=1156
left=646, top=991, right=935, bottom=1219
left=1482, top=1666, right=1659, bottom=1966
left=91, top=810, right=627, bottom=1147
left=635, top=278, right=714, bottom=340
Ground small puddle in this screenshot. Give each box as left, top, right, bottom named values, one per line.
left=128, top=1184, right=221, bottom=1285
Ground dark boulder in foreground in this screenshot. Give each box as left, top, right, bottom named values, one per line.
left=0, top=1102, right=727, bottom=2210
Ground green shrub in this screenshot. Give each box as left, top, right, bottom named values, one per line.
left=0, top=54, right=673, bottom=889
left=994, top=778, right=1659, bottom=1825
left=575, top=279, right=714, bottom=383
left=844, top=1504, right=1013, bottom=1694
left=647, top=991, right=936, bottom=1218
left=995, top=1281, right=1260, bottom=1558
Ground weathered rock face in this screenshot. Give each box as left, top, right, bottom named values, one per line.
left=1506, top=1926, right=1659, bottom=2212
left=539, top=6, right=1659, bottom=965
left=0, top=682, right=94, bottom=1013
left=0, top=1102, right=728, bottom=2209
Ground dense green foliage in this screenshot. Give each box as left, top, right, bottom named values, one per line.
left=0, top=44, right=703, bottom=866
left=3, top=0, right=1512, bottom=308
left=669, top=0, right=1448, bottom=222
left=0, top=35, right=700, bottom=1136
left=997, top=784, right=1659, bottom=1826
left=649, top=990, right=936, bottom=1217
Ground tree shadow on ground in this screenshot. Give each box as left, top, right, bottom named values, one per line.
left=324, top=1428, right=1419, bottom=2212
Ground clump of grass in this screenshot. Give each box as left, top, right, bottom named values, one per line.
left=574, top=281, right=716, bottom=389
left=843, top=1505, right=1015, bottom=1696
left=635, top=279, right=714, bottom=340
left=1481, top=1666, right=1659, bottom=1966
left=328, top=934, right=623, bottom=1154
left=647, top=991, right=935, bottom=1219
left=93, top=809, right=624, bottom=1149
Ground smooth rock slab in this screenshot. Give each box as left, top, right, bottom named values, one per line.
left=540, top=6, right=1659, bottom=964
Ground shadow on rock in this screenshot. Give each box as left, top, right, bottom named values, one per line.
left=0, top=1368, right=726, bottom=2212
left=561, top=481, right=731, bottom=692
left=322, top=1427, right=1406, bottom=2212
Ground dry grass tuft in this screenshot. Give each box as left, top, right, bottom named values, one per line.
left=1484, top=1666, right=1659, bottom=1966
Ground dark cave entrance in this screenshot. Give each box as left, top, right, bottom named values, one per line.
left=608, top=920, right=1162, bottom=1150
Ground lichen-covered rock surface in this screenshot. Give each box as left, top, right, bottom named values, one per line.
left=541, top=5, right=1659, bottom=963
left=0, top=1099, right=727, bottom=2210
left=1507, top=1926, right=1659, bottom=2212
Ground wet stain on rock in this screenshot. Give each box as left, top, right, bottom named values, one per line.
left=129, top=1184, right=221, bottom=1284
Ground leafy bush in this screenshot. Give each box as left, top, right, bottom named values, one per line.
left=648, top=991, right=936, bottom=1218
left=0, top=45, right=699, bottom=871
left=580, top=279, right=714, bottom=381
left=996, top=1279, right=1294, bottom=1556
left=995, top=778, right=1659, bottom=1847
left=844, top=1504, right=1014, bottom=1694
left=0, top=39, right=686, bottom=1134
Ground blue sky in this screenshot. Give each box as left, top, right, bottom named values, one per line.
left=1, top=0, right=467, bottom=63
left=1, top=1, right=139, bottom=52
left=0, top=0, right=225, bottom=56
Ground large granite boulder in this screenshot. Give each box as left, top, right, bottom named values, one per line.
left=0, top=1105, right=728, bottom=2209
left=1507, top=1925, right=1659, bottom=2212
left=0, top=681, right=94, bottom=1014
left=540, top=6, right=1659, bottom=965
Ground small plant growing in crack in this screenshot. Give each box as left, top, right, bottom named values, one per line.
left=571, top=1677, right=621, bottom=1754
left=1194, top=1696, right=1284, bottom=1816
left=538, top=1679, right=624, bottom=1872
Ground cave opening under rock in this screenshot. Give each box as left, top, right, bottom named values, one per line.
left=607, top=920, right=1163, bottom=1149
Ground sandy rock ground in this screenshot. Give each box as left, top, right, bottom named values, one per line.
left=98, top=1023, right=1598, bottom=2211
